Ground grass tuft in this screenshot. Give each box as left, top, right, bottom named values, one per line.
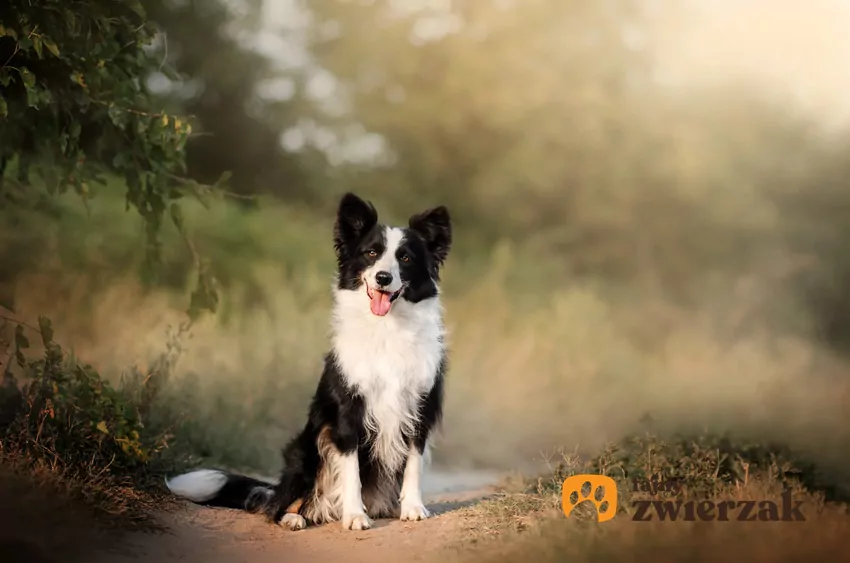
left=451, top=432, right=850, bottom=562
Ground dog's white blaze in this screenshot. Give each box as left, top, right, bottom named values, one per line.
left=331, top=274, right=444, bottom=475
left=363, top=226, right=405, bottom=293
left=165, top=469, right=227, bottom=502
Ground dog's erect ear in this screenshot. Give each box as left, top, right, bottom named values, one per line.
left=334, top=192, right=378, bottom=258
left=409, top=205, right=452, bottom=269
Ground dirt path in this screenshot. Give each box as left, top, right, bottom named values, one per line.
left=88, top=470, right=502, bottom=563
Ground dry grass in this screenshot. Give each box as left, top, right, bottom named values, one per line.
left=0, top=445, right=168, bottom=530
left=9, top=252, right=850, bottom=478
left=446, top=436, right=850, bottom=562
left=449, top=500, right=850, bottom=563
left=0, top=446, right=172, bottom=563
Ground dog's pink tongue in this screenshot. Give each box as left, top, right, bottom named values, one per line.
left=370, top=291, right=392, bottom=316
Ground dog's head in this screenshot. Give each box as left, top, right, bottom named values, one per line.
left=333, top=192, right=452, bottom=317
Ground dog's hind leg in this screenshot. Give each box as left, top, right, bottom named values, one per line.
left=280, top=498, right=307, bottom=531
left=315, top=425, right=371, bottom=530
left=302, top=425, right=371, bottom=530
left=318, top=403, right=372, bottom=531
left=264, top=430, right=321, bottom=529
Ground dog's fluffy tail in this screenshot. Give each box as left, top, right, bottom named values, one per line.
left=165, top=469, right=274, bottom=513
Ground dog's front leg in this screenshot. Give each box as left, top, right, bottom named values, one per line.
left=332, top=405, right=371, bottom=530
left=338, top=451, right=372, bottom=530
left=399, top=442, right=430, bottom=521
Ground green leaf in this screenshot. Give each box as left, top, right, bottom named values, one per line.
left=136, top=115, right=150, bottom=135
left=126, top=0, right=147, bottom=19
left=214, top=170, right=233, bottom=188
left=108, top=104, right=127, bottom=129
left=32, top=36, right=43, bottom=59
left=42, top=36, right=60, bottom=57
left=188, top=268, right=219, bottom=320
left=26, top=87, right=39, bottom=108
left=70, top=71, right=85, bottom=88
left=20, top=68, right=35, bottom=89
left=37, top=316, right=54, bottom=347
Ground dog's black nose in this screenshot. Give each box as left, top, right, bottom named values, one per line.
left=375, top=271, right=393, bottom=287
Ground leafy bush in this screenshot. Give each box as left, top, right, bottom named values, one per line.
left=1, top=0, right=186, bottom=234
left=0, top=1, right=223, bottom=316
left=0, top=314, right=189, bottom=525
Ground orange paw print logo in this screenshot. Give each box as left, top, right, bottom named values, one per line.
left=562, top=475, right=618, bottom=523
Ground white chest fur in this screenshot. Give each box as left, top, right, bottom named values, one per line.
left=331, top=288, right=445, bottom=474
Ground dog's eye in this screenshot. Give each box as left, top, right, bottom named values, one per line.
left=400, top=254, right=411, bottom=263
left=366, top=249, right=377, bottom=258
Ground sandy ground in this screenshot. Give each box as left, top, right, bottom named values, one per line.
left=84, top=470, right=503, bottom=563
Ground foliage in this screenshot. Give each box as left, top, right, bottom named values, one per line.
left=0, top=0, right=220, bottom=316
left=0, top=313, right=189, bottom=524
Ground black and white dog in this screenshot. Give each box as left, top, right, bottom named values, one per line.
left=165, top=192, right=452, bottom=531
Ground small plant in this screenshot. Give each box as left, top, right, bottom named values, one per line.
left=0, top=313, right=190, bottom=526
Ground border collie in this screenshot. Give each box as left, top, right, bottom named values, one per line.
left=165, top=192, right=452, bottom=531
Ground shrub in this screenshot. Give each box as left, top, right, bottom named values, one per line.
left=0, top=313, right=189, bottom=526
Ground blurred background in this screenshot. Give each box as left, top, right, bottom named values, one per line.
left=3, top=0, right=850, bottom=479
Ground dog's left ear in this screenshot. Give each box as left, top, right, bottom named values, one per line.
left=409, top=206, right=452, bottom=269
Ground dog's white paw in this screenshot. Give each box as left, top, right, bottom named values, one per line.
left=281, top=513, right=307, bottom=531
left=400, top=503, right=430, bottom=522
left=342, top=511, right=373, bottom=531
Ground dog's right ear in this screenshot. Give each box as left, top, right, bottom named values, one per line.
left=333, top=192, right=378, bottom=259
